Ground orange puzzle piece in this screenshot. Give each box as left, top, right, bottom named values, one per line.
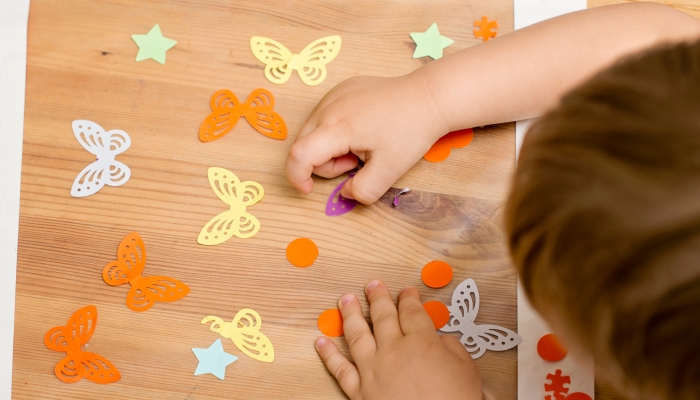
left=423, top=128, right=473, bottom=163
left=474, top=16, right=498, bottom=42
left=103, top=232, right=190, bottom=312
left=199, top=88, right=287, bottom=142
left=43, top=305, right=121, bottom=384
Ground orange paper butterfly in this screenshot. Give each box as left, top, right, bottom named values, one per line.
left=199, top=88, right=287, bottom=142
left=43, top=305, right=121, bottom=384
left=103, top=232, right=190, bottom=312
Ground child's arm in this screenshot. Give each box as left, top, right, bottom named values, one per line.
left=315, top=281, right=482, bottom=399
left=286, top=3, right=700, bottom=204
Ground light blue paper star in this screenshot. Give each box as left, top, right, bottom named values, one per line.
left=410, top=23, right=454, bottom=60
left=192, top=339, right=238, bottom=380
left=131, top=24, right=177, bottom=65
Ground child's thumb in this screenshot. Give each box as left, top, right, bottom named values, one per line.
left=340, top=160, right=403, bottom=205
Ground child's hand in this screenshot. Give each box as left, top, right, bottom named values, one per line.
left=286, top=74, right=449, bottom=204
left=315, top=280, right=482, bottom=400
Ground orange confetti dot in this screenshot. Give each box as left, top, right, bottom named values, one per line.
left=423, top=301, right=450, bottom=329
left=423, top=128, right=473, bottom=162
left=421, top=260, right=453, bottom=288
left=566, top=393, right=593, bottom=400
left=317, top=309, right=343, bottom=337
left=286, top=238, right=318, bottom=268
left=537, top=333, right=568, bottom=362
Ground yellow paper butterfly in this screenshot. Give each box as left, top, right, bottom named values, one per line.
left=202, top=309, right=274, bottom=362
left=250, top=35, right=342, bottom=86
left=197, top=167, right=264, bottom=246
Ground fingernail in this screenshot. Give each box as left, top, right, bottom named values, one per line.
left=399, top=286, right=412, bottom=294
left=365, top=280, right=380, bottom=292
left=316, top=337, right=328, bottom=348
left=339, top=294, right=355, bottom=307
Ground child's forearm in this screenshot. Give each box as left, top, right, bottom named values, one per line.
left=414, top=3, right=700, bottom=130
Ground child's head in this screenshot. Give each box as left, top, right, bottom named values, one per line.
left=507, top=40, right=700, bottom=399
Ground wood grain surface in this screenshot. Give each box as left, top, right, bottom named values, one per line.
left=11, top=0, right=699, bottom=399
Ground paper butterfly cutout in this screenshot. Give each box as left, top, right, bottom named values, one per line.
left=424, top=128, right=473, bottom=163
left=199, top=88, right=287, bottom=142
left=43, top=305, right=121, bottom=384
left=197, top=167, right=264, bottom=245
left=440, top=278, right=522, bottom=359
left=250, top=36, right=342, bottom=86
left=70, top=120, right=131, bottom=197
left=103, top=232, right=190, bottom=312
left=202, top=308, right=275, bottom=362
left=325, top=174, right=357, bottom=216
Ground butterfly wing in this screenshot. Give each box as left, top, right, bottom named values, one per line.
left=199, top=90, right=243, bottom=142
left=440, top=278, right=480, bottom=333
left=79, top=352, right=121, bottom=384
left=44, top=305, right=98, bottom=352
left=54, top=353, right=121, bottom=384
left=103, top=232, right=146, bottom=286
left=230, top=309, right=274, bottom=362
left=125, top=275, right=190, bottom=312
left=197, top=210, right=260, bottom=245
left=70, top=160, right=110, bottom=197
left=72, top=120, right=131, bottom=157
left=325, top=177, right=357, bottom=216
left=242, top=88, right=287, bottom=140
left=296, top=36, right=342, bottom=86
left=104, top=160, right=131, bottom=188
left=236, top=180, right=264, bottom=208
left=206, top=167, right=241, bottom=206
left=460, top=324, right=522, bottom=359
left=250, top=36, right=294, bottom=85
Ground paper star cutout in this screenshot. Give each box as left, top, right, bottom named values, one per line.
left=410, top=23, right=454, bottom=60
left=131, top=24, right=177, bottom=64
left=192, top=339, right=238, bottom=380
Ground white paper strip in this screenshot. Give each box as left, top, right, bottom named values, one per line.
left=514, top=2, right=592, bottom=399
left=0, top=0, right=30, bottom=397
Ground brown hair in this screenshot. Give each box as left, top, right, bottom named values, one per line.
left=507, top=39, right=700, bottom=400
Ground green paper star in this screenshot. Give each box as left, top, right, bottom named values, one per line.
left=131, top=24, right=177, bottom=65
left=410, top=23, right=454, bottom=60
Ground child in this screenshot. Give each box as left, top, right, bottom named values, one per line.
left=287, top=3, right=700, bottom=399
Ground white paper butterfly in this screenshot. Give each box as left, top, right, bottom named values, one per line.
left=440, top=278, right=522, bottom=359
left=70, top=120, right=131, bottom=197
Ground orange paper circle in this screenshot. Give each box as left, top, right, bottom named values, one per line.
left=421, top=260, right=454, bottom=288
left=537, top=333, right=568, bottom=362
left=286, top=238, right=319, bottom=268
left=317, top=309, right=343, bottom=337
left=423, top=301, right=450, bottom=329
left=423, top=139, right=451, bottom=163
left=445, top=128, right=473, bottom=148
left=566, top=393, right=592, bottom=400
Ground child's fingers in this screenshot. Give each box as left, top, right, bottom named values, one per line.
left=339, top=157, right=404, bottom=204
left=338, top=293, right=377, bottom=365
left=397, top=287, right=437, bottom=335
left=440, top=334, right=472, bottom=361
left=315, top=337, right=361, bottom=398
left=312, top=153, right=359, bottom=178
left=286, top=126, right=349, bottom=193
left=364, top=280, right=402, bottom=347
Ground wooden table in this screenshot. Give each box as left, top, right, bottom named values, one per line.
left=11, top=0, right=699, bottom=399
